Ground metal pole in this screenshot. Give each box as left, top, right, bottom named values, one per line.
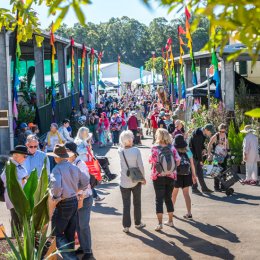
left=6, top=31, right=14, bottom=150
left=206, top=68, right=210, bottom=108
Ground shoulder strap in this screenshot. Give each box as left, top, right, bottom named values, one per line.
left=122, top=151, right=130, bottom=169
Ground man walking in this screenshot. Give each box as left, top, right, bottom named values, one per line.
left=189, top=124, right=215, bottom=194
left=150, top=107, right=159, bottom=144
left=49, top=144, right=89, bottom=260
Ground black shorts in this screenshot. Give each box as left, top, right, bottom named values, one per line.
left=175, top=174, right=192, bottom=188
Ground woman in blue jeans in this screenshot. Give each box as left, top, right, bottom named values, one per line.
left=65, top=142, right=94, bottom=260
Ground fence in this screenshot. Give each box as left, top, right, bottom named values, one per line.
left=37, top=93, right=79, bottom=134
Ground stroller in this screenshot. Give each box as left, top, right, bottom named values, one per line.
left=207, top=165, right=241, bottom=196
left=96, top=155, right=117, bottom=183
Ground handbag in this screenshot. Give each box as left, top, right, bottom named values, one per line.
left=85, top=147, right=102, bottom=181
left=122, top=151, right=144, bottom=183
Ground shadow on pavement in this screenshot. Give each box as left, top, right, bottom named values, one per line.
left=198, top=193, right=260, bottom=206
left=162, top=227, right=235, bottom=259
left=175, top=216, right=240, bottom=243
left=92, top=202, right=122, bottom=216
left=128, top=228, right=192, bottom=259
left=233, top=192, right=260, bottom=201
left=205, top=193, right=259, bottom=206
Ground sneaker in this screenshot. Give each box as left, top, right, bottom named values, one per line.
left=135, top=223, right=146, bottom=229
left=155, top=224, right=163, bottom=231
left=123, top=227, right=130, bottom=233
left=164, top=221, right=174, bottom=227
left=94, top=196, right=105, bottom=202
left=202, top=188, right=214, bottom=193
left=183, top=214, right=193, bottom=219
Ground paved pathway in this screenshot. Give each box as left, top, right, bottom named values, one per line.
left=1, top=136, right=260, bottom=259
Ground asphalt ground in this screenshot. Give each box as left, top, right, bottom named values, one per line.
left=1, top=135, right=260, bottom=259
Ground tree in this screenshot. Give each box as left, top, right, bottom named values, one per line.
left=145, top=57, right=164, bottom=74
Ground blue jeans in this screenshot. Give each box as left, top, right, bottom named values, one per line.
left=92, top=188, right=98, bottom=199
left=112, top=130, right=120, bottom=144
left=77, top=196, right=93, bottom=253
left=52, top=197, right=78, bottom=260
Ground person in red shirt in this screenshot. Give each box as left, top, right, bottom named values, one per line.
left=150, top=107, right=159, bottom=144
left=127, top=111, right=139, bottom=144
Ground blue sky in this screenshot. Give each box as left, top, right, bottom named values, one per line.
left=0, top=0, right=175, bottom=28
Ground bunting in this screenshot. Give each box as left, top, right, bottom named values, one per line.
left=178, top=26, right=186, bottom=99
left=13, top=29, right=20, bottom=120
left=97, top=51, right=102, bottom=83
left=212, top=48, right=221, bottom=99
left=89, top=48, right=95, bottom=94
left=185, top=7, right=198, bottom=86
left=79, top=44, right=86, bottom=106
left=50, top=23, right=56, bottom=121
left=168, top=39, right=178, bottom=99
left=71, top=37, right=75, bottom=109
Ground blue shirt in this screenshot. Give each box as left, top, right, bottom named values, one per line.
left=24, top=150, right=50, bottom=177
left=50, top=160, right=89, bottom=200
left=1, top=159, right=28, bottom=209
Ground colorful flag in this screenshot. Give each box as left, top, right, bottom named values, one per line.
left=118, top=55, right=121, bottom=87
left=89, top=48, right=95, bottom=94
left=79, top=44, right=86, bottom=106
left=152, top=52, right=156, bottom=88
left=50, top=23, right=56, bottom=121
left=71, top=37, right=75, bottom=109
left=140, top=66, right=144, bottom=85
left=185, top=7, right=198, bottom=86
left=13, top=40, right=20, bottom=119
left=178, top=26, right=186, bottom=99
left=212, top=48, right=221, bottom=99
left=170, top=44, right=178, bottom=99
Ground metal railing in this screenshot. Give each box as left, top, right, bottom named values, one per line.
left=37, top=93, right=79, bottom=134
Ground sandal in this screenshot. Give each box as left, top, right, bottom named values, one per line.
left=184, top=214, right=193, bottom=219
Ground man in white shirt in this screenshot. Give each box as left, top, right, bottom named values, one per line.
left=59, top=119, right=74, bottom=142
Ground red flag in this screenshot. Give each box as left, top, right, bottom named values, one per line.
left=167, top=38, right=172, bottom=46
left=185, top=6, right=191, bottom=20
left=178, top=25, right=186, bottom=35
left=162, top=47, right=165, bottom=59
left=71, top=37, right=74, bottom=46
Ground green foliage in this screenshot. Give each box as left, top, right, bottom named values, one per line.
left=228, top=120, right=245, bottom=165
left=145, top=57, right=165, bottom=73
left=17, top=104, right=35, bottom=126
left=56, top=16, right=209, bottom=67
left=5, top=160, right=51, bottom=259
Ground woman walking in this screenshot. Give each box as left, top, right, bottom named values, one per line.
left=110, top=111, right=122, bottom=146
left=98, top=112, right=110, bottom=147
left=118, top=130, right=146, bottom=233
left=172, top=134, right=197, bottom=219
left=149, top=128, right=180, bottom=231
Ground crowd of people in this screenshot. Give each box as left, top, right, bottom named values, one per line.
left=0, top=89, right=259, bottom=260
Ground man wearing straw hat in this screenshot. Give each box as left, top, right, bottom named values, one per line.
left=241, top=125, right=259, bottom=185
left=48, top=144, right=89, bottom=260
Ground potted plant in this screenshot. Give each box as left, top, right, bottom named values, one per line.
left=228, top=121, right=245, bottom=174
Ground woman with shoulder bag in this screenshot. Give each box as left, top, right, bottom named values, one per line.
left=149, top=128, right=181, bottom=231
left=118, top=130, right=146, bottom=233
left=172, top=134, right=197, bottom=219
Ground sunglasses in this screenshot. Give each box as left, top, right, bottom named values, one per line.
left=220, top=130, right=226, bottom=133
left=29, top=146, right=38, bottom=149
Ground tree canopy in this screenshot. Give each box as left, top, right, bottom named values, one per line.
left=55, top=16, right=209, bottom=68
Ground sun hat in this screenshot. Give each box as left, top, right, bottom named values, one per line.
left=47, top=144, right=74, bottom=158
left=240, top=125, right=256, bottom=134
left=10, top=145, right=32, bottom=155
left=65, top=142, right=79, bottom=156
left=159, top=111, right=165, bottom=117
left=28, top=122, right=36, bottom=129
left=173, top=134, right=187, bottom=149
left=204, top=124, right=215, bottom=134
left=20, top=123, right=28, bottom=129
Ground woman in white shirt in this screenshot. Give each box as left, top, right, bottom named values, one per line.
left=118, top=130, right=146, bottom=233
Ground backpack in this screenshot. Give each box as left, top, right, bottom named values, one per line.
left=177, top=152, right=191, bottom=175
left=168, top=123, right=175, bottom=134
left=155, top=145, right=176, bottom=176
